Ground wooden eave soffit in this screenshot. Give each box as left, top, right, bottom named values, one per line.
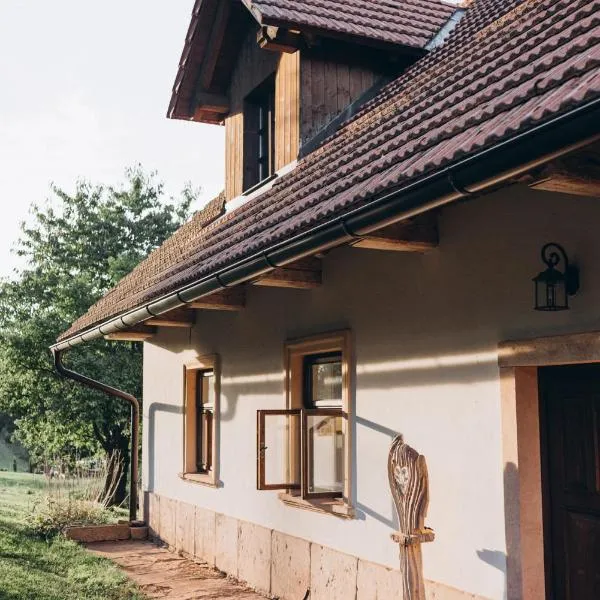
left=254, top=257, right=322, bottom=289
left=351, top=215, right=439, bottom=252
left=145, top=307, right=196, bottom=328
left=104, top=325, right=156, bottom=342
left=528, top=148, right=600, bottom=197
left=191, top=0, right=232, bottom=122
left=189, top=287, right=246, bottom=311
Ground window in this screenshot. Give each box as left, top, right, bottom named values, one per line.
left=304, top=352, right=343, bottom=409
left=195, top=370, right=214, bottom=473
left=244, top=76, right=275, bottom=191
left=182, top=355, right=220, bottom=487
left=257, top=332, right=354, bottom=516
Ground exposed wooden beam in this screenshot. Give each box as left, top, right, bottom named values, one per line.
left=198, top=0, right=231, bottom=91
left=104, top=325, right=156, bottom=342
left=528, top=148, right=600, bottom=197
left=188, top=287, right=246, bottom=311
left=146, top=308, right=195, bottom=328
left=253, top=257, right=322, bottom=289
left=351, top=216, right=439, bottom=252
left=257, top=26, right=302, bottom=53
left=194, top=92, right=230, bottom=114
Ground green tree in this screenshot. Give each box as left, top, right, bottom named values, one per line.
left=0, top=167, right=194, bottom=503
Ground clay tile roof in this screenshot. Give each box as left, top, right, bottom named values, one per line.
left=59, top=0, right=600, bottom=342
left=247, top=0, right=457, bottom=48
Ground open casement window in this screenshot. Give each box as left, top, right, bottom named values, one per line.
left=183, top=355, right=220, bottom=487
left=258, top=408, right=345, bottom=499
left=257, top=331, right=353, bottom=513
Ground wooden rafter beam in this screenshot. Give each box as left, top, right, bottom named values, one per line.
left=198, top=0, right=231, bottom=91
left=194, top=92, right=230, bottom=114
left=145, top=307, right=195, bottom=328
left=257, top=26, right=302, bottom=53
left=188, top=287, right=246, bottom=311
left=253, top=257, right=322, bottom=289
left=351, top=215, right=439, bottom=252
left=104, top=325, right=157, bottom=342
left=529, top=151, right=600, bottom=197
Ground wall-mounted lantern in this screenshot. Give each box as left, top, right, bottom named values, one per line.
left=533, top=243, right=580, bottom=311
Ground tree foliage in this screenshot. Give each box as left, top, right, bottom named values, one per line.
left=0, top=168, right=194, bottom=500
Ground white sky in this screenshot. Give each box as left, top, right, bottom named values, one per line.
left=0, top=0, right=224, bottom=278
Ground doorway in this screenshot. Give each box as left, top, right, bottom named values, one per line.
left=539, top=364, right=600, bottom=599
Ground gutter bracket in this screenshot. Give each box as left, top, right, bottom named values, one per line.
left=447, top=172, right=476, bottom=198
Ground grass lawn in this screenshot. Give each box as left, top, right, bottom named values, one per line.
left=0, top=472, right=145, bottom=600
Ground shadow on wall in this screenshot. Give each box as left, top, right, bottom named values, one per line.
left=147, top=402, right=184, bottom=492
left=354, top=415, right=401, bottom=530
left=476, top=462, right=519, bottom=600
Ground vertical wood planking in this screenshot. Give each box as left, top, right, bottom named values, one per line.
left=310, top=56, right=326, bottom=143
left=225, top=26, right=279, bottom=201
left=337, top=63, right=351, bottom=113
left=275, top=51, right=300, bottom=170
left=300, top=55, right=380, bottom=145
left=300, top=56, right=312, bottom=146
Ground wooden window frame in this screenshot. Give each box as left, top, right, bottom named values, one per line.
left=257, top=330, right=354, bottom=517
left=181, top=354, right=220, bottom=488
left=257, top=409, right=302, bottom=491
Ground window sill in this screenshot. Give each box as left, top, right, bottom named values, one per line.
left=278, top=493, right=355, bottom=519
left=178, top=472, right=219, bottom=488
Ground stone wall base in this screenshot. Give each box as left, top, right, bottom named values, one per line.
left=66, top=523, right=131, bottom=543
left=145, top=492, right=489, bottom=600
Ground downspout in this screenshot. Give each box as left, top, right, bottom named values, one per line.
left=53, top=348, right=139, bottom=524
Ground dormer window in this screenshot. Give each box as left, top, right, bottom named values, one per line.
left=244, top=76, right=276, bottom=192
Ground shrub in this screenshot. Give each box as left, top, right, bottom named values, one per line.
left=27, top=495, right=112, bottom=538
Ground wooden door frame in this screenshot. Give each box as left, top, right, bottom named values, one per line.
left=498, top=330, right=600, bottom=600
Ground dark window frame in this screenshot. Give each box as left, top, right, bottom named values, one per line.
left=244, top=75, right=276, bottom=191
left=303, top=352, right=343, bottom=410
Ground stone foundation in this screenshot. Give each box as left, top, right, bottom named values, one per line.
left=145, top=492, right=490, bottom=600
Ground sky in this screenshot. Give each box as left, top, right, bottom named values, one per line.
left=0, top=0, right=224, bottom=278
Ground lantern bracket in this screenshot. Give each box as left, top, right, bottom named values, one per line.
left=541, top=243, right=580, bottom=296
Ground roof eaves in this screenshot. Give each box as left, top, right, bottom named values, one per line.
left=240, top=0, right=265, bottom=27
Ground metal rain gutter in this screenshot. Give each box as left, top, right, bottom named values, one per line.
left=53, top=348, right=140, bottom=524
left=51, top=96, right=600, bottom=354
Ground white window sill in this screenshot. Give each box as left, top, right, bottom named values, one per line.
left=178, top=472, right=219, bottom=488
left=278, top=493, right=355, bottom=519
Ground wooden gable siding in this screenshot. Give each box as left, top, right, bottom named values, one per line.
left=225, top=33, right=380, bottom=201
left=275, top=51, right=301, bottom=172
left=225, top=27, right=279, bottom=200
left=300, top=56, right=378, bottom=145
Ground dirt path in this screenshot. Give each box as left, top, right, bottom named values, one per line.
left=87, top=540, right=268, bottom=599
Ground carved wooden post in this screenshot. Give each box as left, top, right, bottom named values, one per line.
left=388, top=435, right=435, bottom=600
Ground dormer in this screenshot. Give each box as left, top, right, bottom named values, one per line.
left=168, top=0, right=458, bottom=202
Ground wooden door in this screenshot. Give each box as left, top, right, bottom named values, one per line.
left=539, top=365, right=600, bottom=599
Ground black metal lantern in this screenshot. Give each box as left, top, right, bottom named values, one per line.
left=533, top=243, right=580, bottom=311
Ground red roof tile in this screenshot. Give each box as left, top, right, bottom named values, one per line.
left=246, top=0, right=457, bottom=48
left=60, top=0, right=600, bottom=341
left=169, top=0, right=455, bottom=120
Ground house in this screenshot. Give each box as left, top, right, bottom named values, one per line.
left=52, top=0, right=600, bottom=598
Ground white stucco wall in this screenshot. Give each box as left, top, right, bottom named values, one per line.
left=142, top=186, right=600, bottom=600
